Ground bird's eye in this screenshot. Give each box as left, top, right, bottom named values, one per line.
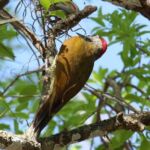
left=77, top=33, right=92, bottom=42
left=85, top=37, right=92, bottom=42
left=98, top=48, right=102, bottom=52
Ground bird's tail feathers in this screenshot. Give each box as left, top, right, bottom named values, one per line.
left=32, top=102, right=52, bottom=136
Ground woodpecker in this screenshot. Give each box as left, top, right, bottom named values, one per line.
left=49, top=0, right=79, bottom=16
left=27, top=34, right=107, bottom=138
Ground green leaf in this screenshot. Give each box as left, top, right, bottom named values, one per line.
left=0, top=43, right=15, bottom=59
left=7, top=79, right=37, bottom=101
left=40, top=0, right=70, bottom=10
left=139, top=135, right=150, bottom=150
left=125, top=68, right=149, bottom=76
left=0, top=25, right=17, bottom=60
left=0, top=123, right=10, bottom=130
left=10, top=112, right=29, bottom=119
left=91, top=8, right=105, bottom=26
left=40, top=0, right=50, bottom=10
left=124, top=94, right=150, bottom=106
left=57, top=93, right=96, bottom=129
left=49, top=0, right=70, bottom=6
left=93, top=68, right=108, bottom=81
left=50, top=10, right=66, bottom=19
left=109, top=130, right=133, bottom=149
left=13, top=119, right=22, bottom=134
left=0, top=25, right=17, bottom=41
left=43, top=119, right=57, bottom=136
left=29, top=99, right=39, bottom=113
left=16, top=102, right=28, bottom=111
left=0, top=100, right=10, bottom=117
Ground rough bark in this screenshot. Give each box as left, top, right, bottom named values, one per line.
left=0, top=1, right=150, bottom=150
left=0, top=112, right=150, bottom=150
left=104, top=0, right=150, bottom=20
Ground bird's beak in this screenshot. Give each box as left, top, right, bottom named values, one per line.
left=77, top=33, right=92, bottom=42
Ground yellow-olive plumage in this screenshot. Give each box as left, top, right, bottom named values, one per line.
left=31, top=35, right=107, bottom=137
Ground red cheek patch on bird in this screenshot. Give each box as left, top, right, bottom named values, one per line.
left=100, top=38, right=107, bottom=53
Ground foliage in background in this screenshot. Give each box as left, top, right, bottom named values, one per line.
left=0, top=25, right=17, bottom=60
left=40, top=0, right=71, bottom=19
left=0, top=1, right=150, bottom=150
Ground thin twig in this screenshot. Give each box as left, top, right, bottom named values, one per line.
left=51, top=6, right=97, bottom=36
left=2, top=67, right=43, bottom=95
left=136, top=44, right=150, bottom=55
left=102, top=93, right=139, bottom=113
left=84, top=84, right=139, bottom=113
left=126, top=83, right=146, bottom=95
left=19, top=31, right=41, bottom=67
left=0, top=9, right=46, bottom=55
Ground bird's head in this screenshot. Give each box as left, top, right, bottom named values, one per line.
left=77, top=33, right=108, bottom=60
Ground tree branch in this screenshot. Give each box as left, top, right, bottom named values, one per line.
left=0, top=112, right=150, bottom=150
left=84, top=84, right=139, bottom=113
left=41, top=112, right=149, bottom=148
left=0, top=9, right=46, bottom=54
left=0, top=131, right=41, bottom=150
left=103, top=0, right=150, bottom=20
left=0, top=0, right=9, bottom=9
left=51, top=5, right=97, bottom=36
left=0, top=18, right=17, bottom=25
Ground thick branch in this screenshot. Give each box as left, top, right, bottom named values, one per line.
left=0, top=9, right=46, bottom=54
left=0, top=0, right=9, bottom=9
left=0, top=112, right=150, bottom=150
left=51, top=5, right=97, bottom=36
left=0, top=131, right=41, bottom=150
left=41, top=112, right=150, bottom=148
left=0, top=18, right=17, bottom=25
left=104, top=0, right=150, bottom=20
